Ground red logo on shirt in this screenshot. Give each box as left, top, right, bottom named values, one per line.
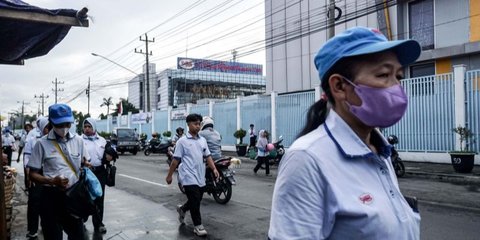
left=359, top=193, right=373, bottom=205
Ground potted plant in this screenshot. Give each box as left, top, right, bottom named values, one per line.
left=449, top=125, right=476, bottom=173
left=234, top=128, right=247, bottom=156
left=162, top=131, right=172, bottom=139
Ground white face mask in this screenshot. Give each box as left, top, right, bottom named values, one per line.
left=53, top=127, right=70, bottom=137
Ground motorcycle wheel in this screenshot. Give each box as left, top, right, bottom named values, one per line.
left=212, top=178, right=232, bottom=204
left=394, top=158, right=406, bottom=177
left=144, top=149, right=151, bottom=156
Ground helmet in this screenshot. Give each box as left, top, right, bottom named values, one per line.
left=201, top=116, right=214, bottom=130
left=152, top=132, right=158, bottom=137
left=267, top=143, right=275, bottom=151
left=387, top=135, right=398, bottom=145
left=176, top=127, right=184, bottom=134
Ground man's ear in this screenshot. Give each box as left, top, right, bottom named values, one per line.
left=329, top=74, right=348, bottom=101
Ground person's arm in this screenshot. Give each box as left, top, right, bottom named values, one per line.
left=29, top=170, right=69, bottom=190
left=268, top=150, right=328, bottom=239
left=206, top=156, right=219, bottom=179
left=166, top=158, right=180, bottom=184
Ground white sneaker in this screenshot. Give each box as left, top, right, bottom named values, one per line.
left=194, top=224, right=208, bottom=236
left=176, top=205, right=185, bottom=224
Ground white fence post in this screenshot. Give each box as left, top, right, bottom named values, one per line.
left=127, top=112, right=132, bottom=128
left=150, top=112, right=155, bottom=133
left=167, top=106, right=172, bottom=132
left=315, top=84, right=322, bottom=101
left=209, top=100, right=214, bottom=117
left=236, top=96, right=241, bottom=143
left=186, top=103, right=192, bottom=114
left=271, top=91, right=277, bottom=142
left=453, top=64, right=467, bottom=151
left=107, top=115, right=111, bottom=133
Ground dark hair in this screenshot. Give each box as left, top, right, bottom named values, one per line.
left=297, top=57, right=359, bottom=138
left=202, top=123, right=213, bottom=130
left=176, top=127, right=184, bottom=134
left=186, top=113, right=202, bottom=123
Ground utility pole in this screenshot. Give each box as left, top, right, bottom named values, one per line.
left=52, top=77, right=64, bottom=104
left=135, top=33, right=154, bottom=112
left=327, top=0, right=336, bottom=39
left=17, top=100, right=29, bottom=130
left=86, top=77, right=91, bottom=116
left=34, top=93, right=49, bottom=116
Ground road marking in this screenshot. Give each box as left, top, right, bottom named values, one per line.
left=118, top=174, right=169, bottom=188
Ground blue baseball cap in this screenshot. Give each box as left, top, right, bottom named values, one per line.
left=314, top=26, right=421, bottom=82
left=48, top=104, right=74, bottom=125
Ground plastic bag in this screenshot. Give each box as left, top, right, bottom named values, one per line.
left=84, top=167, right=103, bottom=200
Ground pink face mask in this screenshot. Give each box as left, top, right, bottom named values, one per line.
left=343, top=77, right=408, bottom=128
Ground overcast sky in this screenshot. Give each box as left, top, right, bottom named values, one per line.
left=0, top=0, right=266, bottom=125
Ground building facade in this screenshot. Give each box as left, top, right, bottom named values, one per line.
left=265, top=0, right=480, bottom=93
left=156, top=58, right=266, bottom=110
left=129, top=58, right=266, bottom=111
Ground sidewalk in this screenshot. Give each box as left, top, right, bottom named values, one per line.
left=8, top=161, right=185, bottom=240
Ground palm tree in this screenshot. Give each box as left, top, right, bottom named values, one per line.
left=100, top=97, right=113, bottom=115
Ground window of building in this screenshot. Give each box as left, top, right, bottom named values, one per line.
left=407, top=62, right=435, bottom=95
left=409, top=0, right=434, bottom=50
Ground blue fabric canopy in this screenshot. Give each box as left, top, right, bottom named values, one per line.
left=0, top=0, right=87, bottom=64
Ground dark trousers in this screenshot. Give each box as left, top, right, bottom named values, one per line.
left=254, top=156, right=270, bottom=175
left=27, top=184, right=42, bottom=235
left=249, top=136, right=257, bottom=147
left=3, top=146, right=12, bottom=166
left=181, top=185, right=204, bottom=226
left=91, top=166, right=107, bottom=229
left=40, top=186, right=85, bottom=240
left=17, top=146, right=24, bottom=161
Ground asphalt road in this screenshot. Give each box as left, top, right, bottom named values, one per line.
left=112, top=152, right=480, bottom=240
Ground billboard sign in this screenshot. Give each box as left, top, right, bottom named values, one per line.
left=131, top=112, right=152, bottom=124
left=177, top=57, right=262, bottom=75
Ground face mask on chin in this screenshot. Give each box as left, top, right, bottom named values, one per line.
left=53, top=127, right=70, bottom=137
left=342, top=77, right=408, bottom=128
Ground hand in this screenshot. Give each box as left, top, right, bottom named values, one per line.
left=166, top=175, right=172, bottom=185
left=213, top=169, right=220, bottom=181
left=106, top=154, right=113, bottom=162
left=84, top=161, right=92, bottom=168
left=52, top=176, right=69, bottom=190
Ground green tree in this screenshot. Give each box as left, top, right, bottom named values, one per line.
left=100, top=97, right=113, bottom=115
left=72, top=110, right=89, bottom=134
left=111, top=98, right=140, bottom=116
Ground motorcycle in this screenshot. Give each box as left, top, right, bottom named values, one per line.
left=139, top=138, right=148, bottom=150
left=178, top=157, right=236, bottom=204
left=388, top=135, right=405, bottom=177
left=144, top=139, right=171, bottom=156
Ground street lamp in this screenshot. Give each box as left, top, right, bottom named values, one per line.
left=91, top=53, right=139, bottom=75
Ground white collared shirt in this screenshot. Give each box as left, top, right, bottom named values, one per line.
left=28, top=130, right=90, bottom=188
left=268, top=110, right=420, bottom=240
left=173, top=132, right=211, bottom=187
left=82, top=133, right=106, bottom=167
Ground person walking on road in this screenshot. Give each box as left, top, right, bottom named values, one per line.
left=17, top=122, right=33, bottom=162
left=82, top=117, right=116, bottom=234
left=172, top=127, right=184, bottom=142
left=28, top=103, right=90, bottom=240
left=268, top=27, right=422, bottom=239
left=253, top=129, right=270, bottom=176
left=23, top=116, right=50, bottom=239
left=165, top=113, right=219, bottom=237
left=2, top=128, right=15, bottom=166
left=248, top=124, right=257, bottom=149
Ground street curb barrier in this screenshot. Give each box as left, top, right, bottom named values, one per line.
left=406, top=171, right=480, bottom=185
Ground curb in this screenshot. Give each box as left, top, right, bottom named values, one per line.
left=405, top=171, right=480, bottom=185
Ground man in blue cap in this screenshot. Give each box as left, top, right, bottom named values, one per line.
left=28, top=103, right=90, bottom=240
left=269, top=27, right=421, bottom=239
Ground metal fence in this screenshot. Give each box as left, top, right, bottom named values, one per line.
left=384, top=73, right=455, bottom=152
left=95, top=70, right=479, bottom=153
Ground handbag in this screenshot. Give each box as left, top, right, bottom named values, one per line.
left=84, top=167, right=103, bottom=199
left=106, top=163, right=116, bottom=187
left=53, top=142, right=97, bottom=219
left=65, top=169, right=97, bottom=219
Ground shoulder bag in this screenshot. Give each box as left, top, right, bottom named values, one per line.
left=106, top=162, right=116, bottom=187
left=53, top=142, right=97, bottom=219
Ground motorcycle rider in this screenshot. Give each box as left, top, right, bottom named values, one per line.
left=198, top=116, right=222, bottom=161
left=172, top=127, right=184, bottom=142
left=149, top=132, right=161, bottom=147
